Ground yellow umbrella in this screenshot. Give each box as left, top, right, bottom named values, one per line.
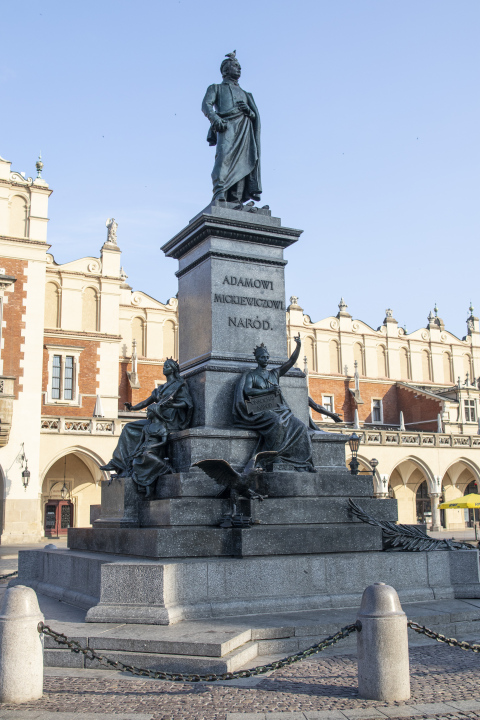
left=439, top=493, right=480, bottom=509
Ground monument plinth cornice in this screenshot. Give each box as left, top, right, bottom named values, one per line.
left=162, top=210, right=302, bottom=260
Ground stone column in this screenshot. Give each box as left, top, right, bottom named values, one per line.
left=357, top=582, right=410, bottom=701
left=0, top=585, right=44, bottom=703
left=430, top=493, right=442, bottom=531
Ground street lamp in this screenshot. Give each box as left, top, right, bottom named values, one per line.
left=348, top=433, right=361, bottom=475
left=370, top=458, right=379, bottom=476
left=21, top=461, right=30, bottom=490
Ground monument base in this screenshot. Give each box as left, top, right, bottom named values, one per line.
left=13, top=546, right=480, bottom=626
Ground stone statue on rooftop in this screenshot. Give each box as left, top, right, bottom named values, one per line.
left=202, top=51, right=262, bottom=204
left=106, top=218, right=118, bottom=244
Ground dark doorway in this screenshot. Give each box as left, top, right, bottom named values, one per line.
left=465, top=480, right=479, bottom=528
left=416, top=481, right=431, bottom=525
left=44, top=500, right=73, bottom=537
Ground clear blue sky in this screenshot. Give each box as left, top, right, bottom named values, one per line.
left=2, top=0, right=479, bottom=338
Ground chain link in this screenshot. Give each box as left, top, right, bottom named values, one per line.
left=38, top=621, right=359, bottom=682
left=0, top=570, right=18, bottom=581
left=407, top=620, right=480, bottom=653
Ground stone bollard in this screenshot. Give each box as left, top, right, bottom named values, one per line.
left=357, top=582, right=410, bottom=701
left=0, top=585, right=44, bottom=703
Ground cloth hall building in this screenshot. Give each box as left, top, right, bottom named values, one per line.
left=0, top=151, right=478, bottom=543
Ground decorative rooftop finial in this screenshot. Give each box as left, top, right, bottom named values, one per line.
left=434, top=302, right=438, bottom=317
left=35, top=152, right=43, bottom=178
left=469, top=301, right=474, bottom=316
left=338, top=297, right=347, bottom=312
left=385, top=308, right=393, bottom=318
left=403, top=324, right=408, bottom=334
left=106, top=218, right=118, bottom=244
left=428, top=310, right=435, bottom=323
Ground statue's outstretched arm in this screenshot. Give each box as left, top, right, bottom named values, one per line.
left=125, top=394, right=156, bottom=412
left=308, top=397, right=342, bottom=423
left=279, top=335, right=301, bottom=377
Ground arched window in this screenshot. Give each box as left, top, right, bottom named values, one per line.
left=163, top=319, right=176, bottom=359
left=463, top=354, right=473, bottom=380
left=399, top=347, right=410, bottom=380
left=443, top=352, right=453, bottom=383
left=305, top=337, right=315, bottom=372
left=81, top=288, right=98, bottom=332
left=132, top=317, right=145, bottom=356
left=377, top=345, right=388, bottom=378
left=9, top=195, right=27, bottom=238
left=353, top=343, right=365, bottom=375
left=329, top=339, right=340, bottom=374
left=44, top=282, right=60, bottom=328
left=422, top=350, right=432, bottom=382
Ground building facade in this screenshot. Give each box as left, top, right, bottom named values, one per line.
left=288, top=297, right=480, bottom=531
left=0, top=154, right=178, bottom=542
left=0, top=150, right=478, bottom=542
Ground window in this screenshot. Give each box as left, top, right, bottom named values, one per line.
left=322, top=395, right=334, bottom=418
left=372, top=399, right=383, bottom=423
left=64, top=356, right=74, bottom=400
left=465, top=399, right=477, bottom=423
left=45, top=345, right=83, bottom=405
left=52, top=355, right=61, bottom=399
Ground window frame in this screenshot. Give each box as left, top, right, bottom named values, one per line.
left=464, top=398, right=477, bottom=423
left=371, top=398, right=384, bottom=424
left=321, top=394, right=335, bottom=420
left=45, top=345, right=84, bottom=405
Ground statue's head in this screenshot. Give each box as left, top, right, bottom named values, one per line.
left=254, top=343, right=269, bottom=367
left=163, top=358, right=181, bottom=379
left=221, top=50, right=241, bottom=81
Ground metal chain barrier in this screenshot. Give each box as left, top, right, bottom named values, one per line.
left=38, top=621, right=359, bottom=682
left=407, top=620, right=480, bottom=653
left=37, top=618, right=480, bottom=683
left=0, top=571, right=18, bottom=581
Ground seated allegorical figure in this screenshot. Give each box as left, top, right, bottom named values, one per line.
left=100, top=358, right=193, bottom=496
left=232, top=337, right=319, bottom=472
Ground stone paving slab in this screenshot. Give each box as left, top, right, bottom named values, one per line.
left=0, top=714, right=153, bottom=719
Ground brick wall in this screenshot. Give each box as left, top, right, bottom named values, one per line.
left=42, top=338, right=100, bottom=417
left=397, top=385, right=442, bottom=431
left=119, top=360, right=165, bottom=409
left=308, top=376, right=441, bottom=428
left=1, top=258, right=27, bottom=397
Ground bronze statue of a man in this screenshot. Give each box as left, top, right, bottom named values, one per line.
left=202, top=51, right=262, bottom=204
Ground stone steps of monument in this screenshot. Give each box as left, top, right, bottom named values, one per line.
left=39, top=595, right=480, bottom=673
left=44, top=641, right=260, bottom=674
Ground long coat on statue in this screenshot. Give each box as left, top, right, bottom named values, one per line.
left=202, top=80, right=262, bottom=202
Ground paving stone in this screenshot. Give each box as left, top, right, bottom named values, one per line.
left=446, top=699, right=480, bottom=711
left=304, top=713, right=349, bottom=719
left=340, top=711, right=388, bottom=719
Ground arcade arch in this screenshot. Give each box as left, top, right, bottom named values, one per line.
left=41, top=449, right=103, bottom=535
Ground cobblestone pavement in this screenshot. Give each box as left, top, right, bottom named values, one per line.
left=0, top=644, right=479, bottom=719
